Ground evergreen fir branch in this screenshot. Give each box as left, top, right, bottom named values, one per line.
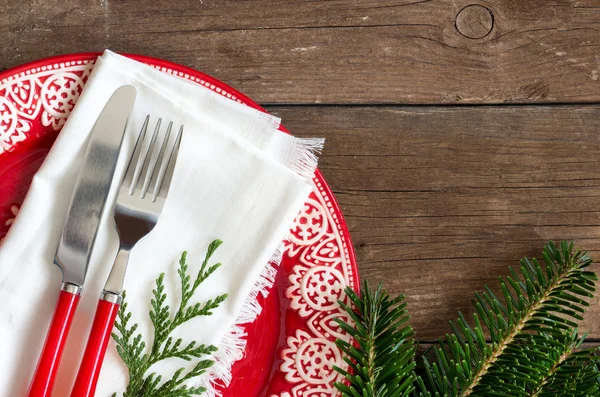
left=112, top=241, right=228, bottom=397
left=334, top=241, right=600, bottom=397
left=421, top=241, right=599, bottom=397
left=532, top=330, right=600, bottom=397
left=334, top=280, right=417, bottom=397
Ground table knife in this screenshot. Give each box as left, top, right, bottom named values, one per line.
left=27, top=85, right=137, bottom=397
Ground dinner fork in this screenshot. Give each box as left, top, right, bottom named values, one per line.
left=70, top=116, right=183, bottom=397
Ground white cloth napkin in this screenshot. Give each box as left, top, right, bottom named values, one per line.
left=0, top=50, right=322, bottom=396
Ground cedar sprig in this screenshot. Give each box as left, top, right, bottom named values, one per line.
left=112, top=240, right=228, bottom=397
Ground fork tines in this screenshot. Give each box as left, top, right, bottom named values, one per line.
left=124, top=115, right=183, bottom=202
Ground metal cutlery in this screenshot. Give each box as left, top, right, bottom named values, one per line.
left=70, top=116, right=183, bottom=397
left=27, top=85, right=137, bottom=397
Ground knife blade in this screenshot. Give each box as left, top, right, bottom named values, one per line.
left=55, top=85, right=138, bottom=288
left=27, top=85, right=137, bottom=397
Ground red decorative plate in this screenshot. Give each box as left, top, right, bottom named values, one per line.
left=0, top=54, right=358, bottom=396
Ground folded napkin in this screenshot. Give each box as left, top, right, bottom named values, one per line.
left=0, top=50, right=322, bottom=396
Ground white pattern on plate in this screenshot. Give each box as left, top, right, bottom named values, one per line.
left=0, top=58, right=356, bottom=396
left=281, top=183, right=355, bottom=396
left=0, top=62, right=93, bottom=154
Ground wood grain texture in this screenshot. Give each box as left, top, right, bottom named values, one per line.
left=3, top=0, right=600, bottom=343
left=0, top=0, right=599, bottom=104
left=267, top=105, right=600, bottom=339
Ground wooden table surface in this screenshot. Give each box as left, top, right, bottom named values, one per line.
left=2, top=0, right=600, bottom=342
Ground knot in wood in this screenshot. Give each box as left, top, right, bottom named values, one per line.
left=455, top=4, right=494, bottom=39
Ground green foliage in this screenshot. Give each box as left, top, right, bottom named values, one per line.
left=335, top=241, right=600, bottom=397
left=112, top=240, right=228, bottom=397
left=334, top=281, right=417, bottom=397
left=532, top=330, right=600, bottom=397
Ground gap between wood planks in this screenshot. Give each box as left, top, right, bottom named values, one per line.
left=267, top=104, right=600, bottom=340
left=1, top=0, right=599, bottom=342
left=1, top=0, right=599, bottom=104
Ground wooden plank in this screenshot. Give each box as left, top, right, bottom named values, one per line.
left=266, top=104, right=600, bottom=339
left=1, top=0, right=599, bottom=104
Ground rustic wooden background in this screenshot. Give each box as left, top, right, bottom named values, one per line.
left=2, top=0, right=600, bottom=342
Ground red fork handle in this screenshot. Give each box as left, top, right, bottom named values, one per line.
left=70, top=292, right=121, bottom=397
left=27, top=283, right=81, bottom=397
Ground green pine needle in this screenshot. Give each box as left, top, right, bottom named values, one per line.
left=334, top=280, right=417, bottom=397
left=111, top=240, right=228, bottom=397
left=335, top=241, right=600, bottom=397
left=422, top=241, right=600, bottom=397
left=532, top=330, right=600, bottom=397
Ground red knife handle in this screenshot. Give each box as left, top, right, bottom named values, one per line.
left=28, top=283, right=81, bottom=397
left=70, top=291, right=121, bottom=397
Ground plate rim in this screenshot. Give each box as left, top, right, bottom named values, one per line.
left=0, top=53, right=358, bottom=289
left=0, top=51, right=358, bottom=289
left=0, top=52, right=359, bottom=395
